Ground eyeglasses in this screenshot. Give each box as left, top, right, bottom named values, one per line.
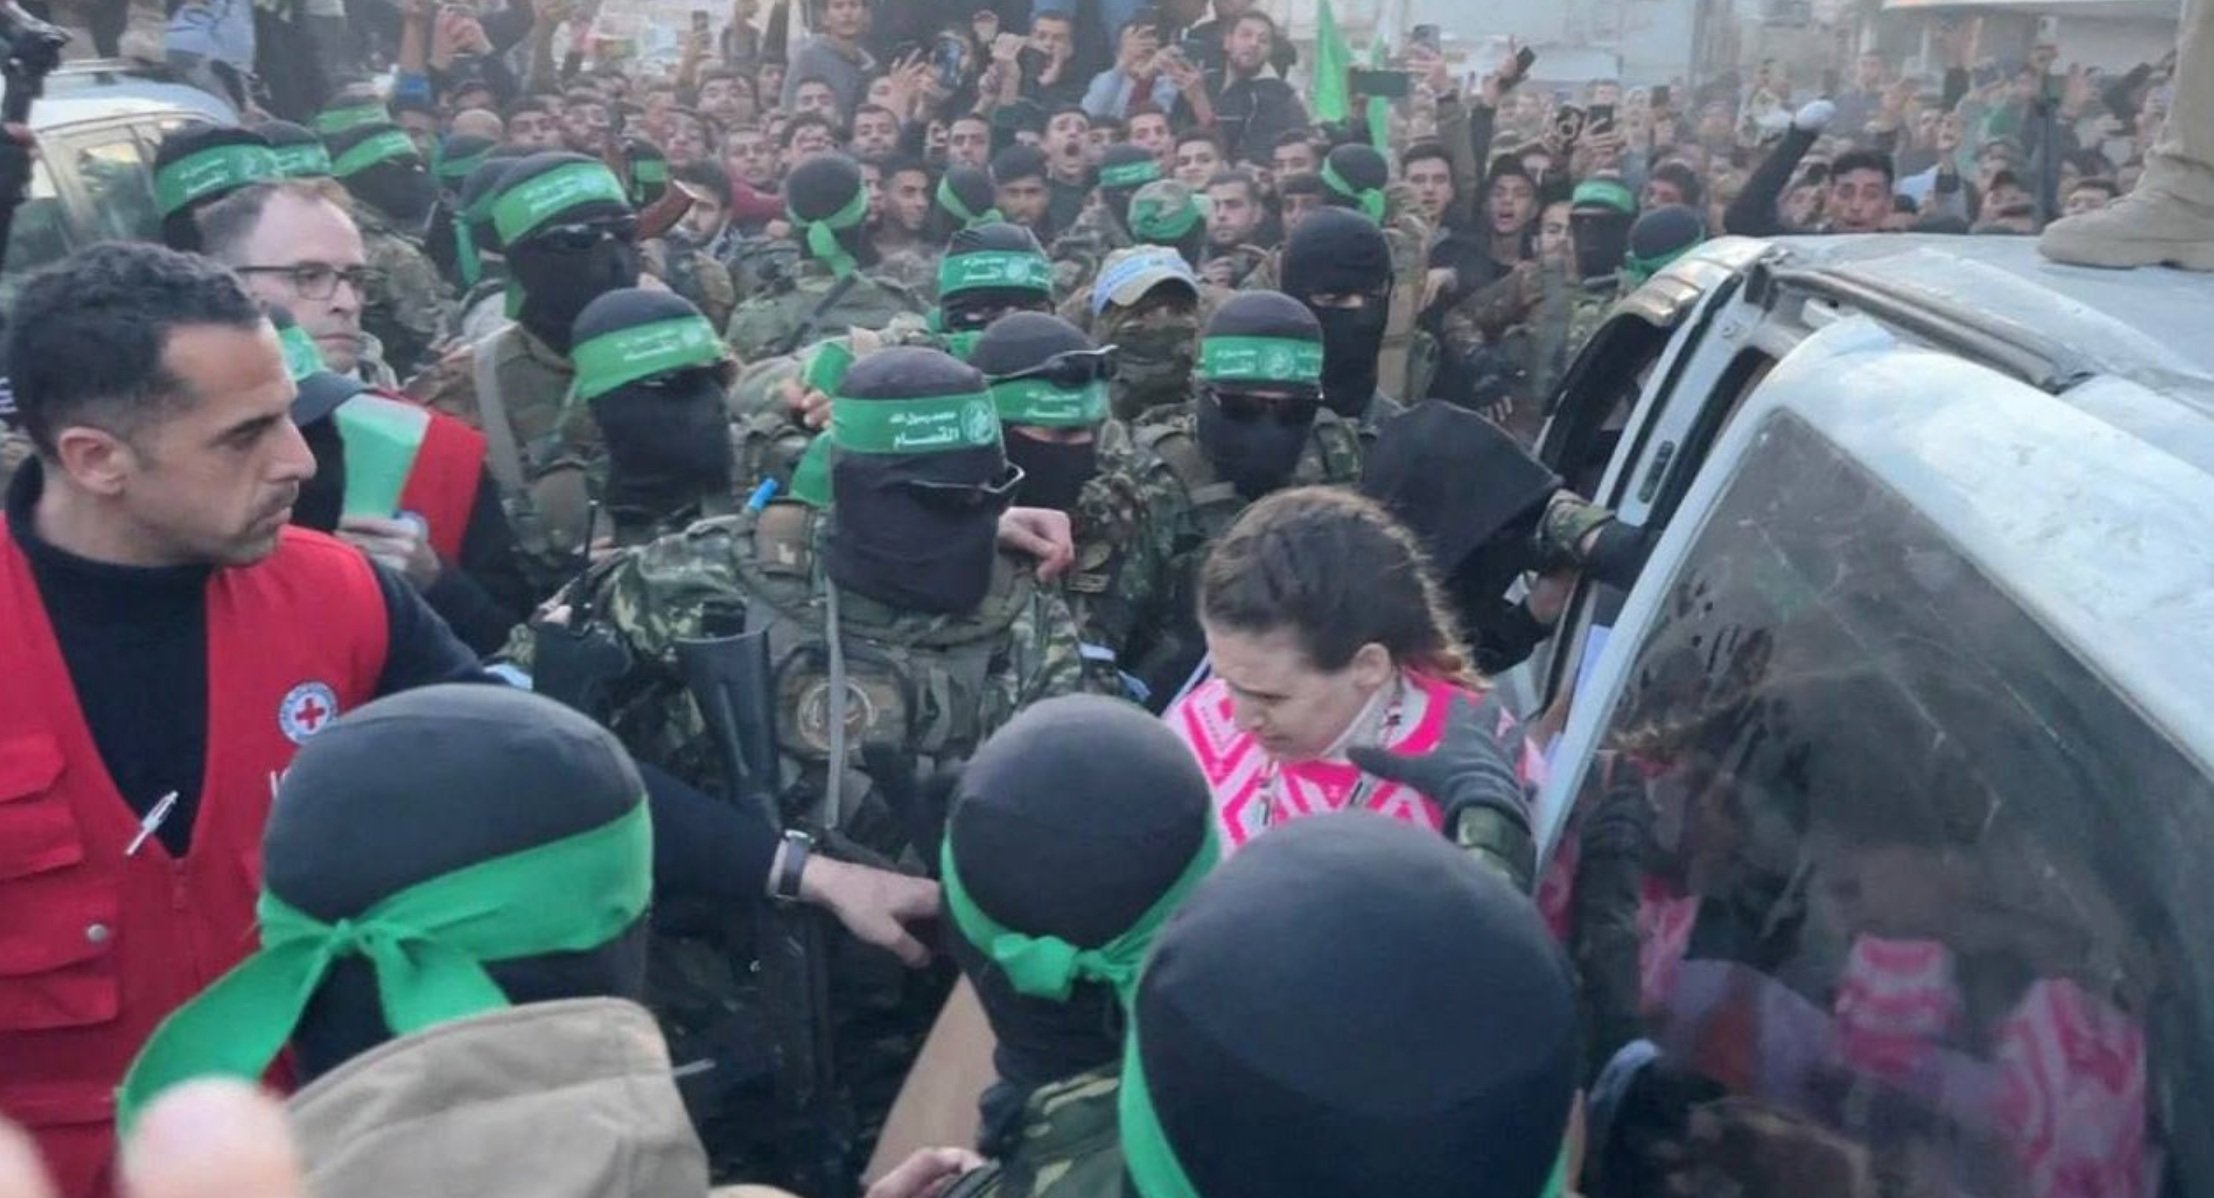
left=990, top=347, right=1118, bottom=389
left=1211, top=389, right=1320, bottom=427
left=235, top=263, right=383, bottom=301
left=903, top=463, right=1026, bottom=512
left=527, top=216, right=640, bottom=252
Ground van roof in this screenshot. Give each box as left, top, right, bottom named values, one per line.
left=29, top=60, right=238, bottom=132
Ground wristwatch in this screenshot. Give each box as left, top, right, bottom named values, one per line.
left=773, top=829, right=814, bottom=904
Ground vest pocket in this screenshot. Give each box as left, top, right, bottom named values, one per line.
left=0, top=731, right=121, bottom=1031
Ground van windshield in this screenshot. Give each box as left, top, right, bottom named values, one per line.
left=1550, top=410, right=2214, bottom=1198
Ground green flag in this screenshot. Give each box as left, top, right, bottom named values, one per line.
left=1366, top=38, right=1390, bottom=149
left=1311, top=0, right=1350, bottom=124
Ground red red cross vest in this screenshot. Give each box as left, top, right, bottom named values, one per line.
left=0, top=526, right=389, bottom=1198
left=335, top=391, right=487, bottom=561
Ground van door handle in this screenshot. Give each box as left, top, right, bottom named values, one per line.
left=1637, top=442, right=1677, bottom=504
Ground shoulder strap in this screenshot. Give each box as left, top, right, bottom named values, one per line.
left=773, top=272, right=864, bottom=357
left=472, top=332, right=527, bottom=496
left=1140, top=422, right=1240, bottom=529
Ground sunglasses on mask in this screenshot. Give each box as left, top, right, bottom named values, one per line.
left=1210, top=388, right=1320, bottom=427
left=989, top=347, right=1118, bottom=390
left=529, top=216, right=640, bottom=252
left=902, top=463, right=1026, bottom=512
left=631, top=364, right=732, bottom=393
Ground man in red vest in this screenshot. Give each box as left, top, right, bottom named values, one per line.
left=198, top=179, right=533, bottom=655
left=0, top=243, right=490, bottom=1197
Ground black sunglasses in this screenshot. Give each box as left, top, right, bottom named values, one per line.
left=529, top=216, right=640, bottom=252
left=991, top=347, right=1118, bottom=390
left=1211, top=388, right=1320, bottom=427
left=903, top=463, right=1026, bottom=512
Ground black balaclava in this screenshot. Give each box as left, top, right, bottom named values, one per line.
left=1281, top=208, right=1392, bottom=419
left=931, top=165, right=1002, bottom=240
left=154, top=125, right=278, bottom=251
left=1570, top=179, right=1638, bottom=285
left=1127, top=814, right=1580, bottom=1198
left=970, top=312, right=1103, bottom=512
left=1194, top=291, right=1324, bottom=500
left=938, top=222, right=1055, bottom=346
left=1095, top=143, right=1161, bottom=235
left=944, top=695, right=1214, bottom=1154
left=570, top=288, right=734, bottom=537
left=1360, top=400, right=1560, bottom=630
left=329, top=121, right=438, bottom=230
left=259, top=120, right=334, bottom=179
left=295, top=415, right=348, bottom=533
left=786, top=153, right=878, bottom=274
left=494, top=152, right=640, bottom=354
left=1623, top=204, right=1707, bottom=287
left=276, top=684, right=652, bottom=1083
left=1318, top=142, right=1390, bottom=222
left=827, top=347, right=1011, bottom=614
left=454, top=150, right=526, bottom=288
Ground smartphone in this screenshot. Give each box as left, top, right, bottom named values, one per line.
left=1587, top=102, right=1614, bottom=130
left=690, top=8, right=709, bottom=32
left=1514, top=45, right=1537, bottom=77
left=1176, top=31, right=1207, bottom=59
left=1410, top=23, right=1439, bottom=51
left=1349, top=67, right=1411, bottom=98
left=1651, top=83, right=1671, bottom=110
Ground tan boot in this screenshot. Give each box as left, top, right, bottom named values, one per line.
left=2039, top=185, right=2214, bottom=271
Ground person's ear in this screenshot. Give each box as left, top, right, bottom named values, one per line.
left=51, top=425, right=141, bottom=499
left=1349, top=641, right=1393, bottom=692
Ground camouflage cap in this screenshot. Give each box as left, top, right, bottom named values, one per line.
left=1126, top=180, right=1208, bottom=244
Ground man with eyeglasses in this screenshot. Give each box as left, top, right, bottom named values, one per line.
left=409, top=152, right=646, bottom=593
left=1125, top=290, right=1361, bottom=706
left=201, top=184, right=533, bottom=656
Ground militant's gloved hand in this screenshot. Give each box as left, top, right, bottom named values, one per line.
left=1348, top=692, right=1536, bottom=892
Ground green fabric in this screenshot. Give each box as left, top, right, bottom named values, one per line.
left=1199, top=336, right=1323, bottom=385
left=790, top=434, right=832, bottom=505
left=803, top=339, right=855, bottom=395
left=989, top=377, right=1106, bottom=428
left=1129, top=193, right=1202, bottom=241
left=831, top=390, right=1000, bottom=455
left=332, top=130, right=419, bottom=179
left=936, top=175, right=1001, bottom=228
left=941, top=330, right=981, bottom=361
left=437, top=146, right=493, bottom=184
left=334, top=393, right=430, bottom=518
left=1310, top=0, right=1351, bottom=124
left=454, top=219, right=481, bottom=288
left=1572, top=178, right=1636, bottom=215
left=1365, top=38, right=1391, bottom=151
left=117, top=801, right=653, bottom=1130
left=1623, top=239, right=1698, bottom=285
left=493, top=161, right=630, bottom=245
left=270, top=141, right=335, bottom=178
left=278, top=323, right=326, bottom=382
left=314, top=103, right=389, bottom=135
left=793, top=185, right=870, bottom=278
left=632, top=157, right=669, bottom=184
left=1320, top=160, right=1385, bottom=223
left=1099, top=159, right=1160, bottom=189
left=154, top=143, right=279, bottom=215
left=941, top=822, right=1215, bottom=1003
left=1119, top=1021, right=1570, bottom=1198
left=939, top=250, right=1052, bottom=297
left=569, top=315, right=723, bottom=401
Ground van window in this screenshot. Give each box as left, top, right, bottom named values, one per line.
left=65, top=126, right=163, bottom=244
left=1551, top=410, right=2214, bottom=1198
left=1539, top=312, right=1675, bottom=497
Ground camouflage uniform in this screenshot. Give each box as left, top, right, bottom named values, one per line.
left=940, top=1067, right=1124, bottom=1198
left=727, top=235, right=803, bottom=306
left=457, top=276, right=510, bottom=344
left=724, top=257, right=928, bottom=363
left=353, top=203, right=458, bottom=379
left=1525, top=273, right=1620, bottom=422
left=1047, top=206, right=1132, bottom=311
left=874, top=245, right=943, bottom=306
left=408, top=322, right=589, bottom=591
left=643, top=237, right=741, bottom=332
left=1059, top=421, right=1176, bottom=693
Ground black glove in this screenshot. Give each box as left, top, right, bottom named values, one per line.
left=1348, top=691, right=1537, bottom=892
left=0, top=132, right=31, bottom=214
left=861, top=742, right=963, bottom=870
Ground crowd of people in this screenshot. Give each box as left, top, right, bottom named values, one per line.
left=0, top=0, right=2205, bottom=1191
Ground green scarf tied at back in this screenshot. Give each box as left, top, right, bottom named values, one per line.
left=1320, top=160, right=1386, bottom=224
left=792, top=184, right=870, bottom=278
left=936, top=175, right=1002, bottom=229
left=116, top=801, right=653, bottom=1129
left=939, top=822, right=1218, bottom=1004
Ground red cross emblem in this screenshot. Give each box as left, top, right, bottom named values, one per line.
left=279, top=682, right=341, bottom=744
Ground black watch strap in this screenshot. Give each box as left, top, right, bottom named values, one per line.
left=774, top=829, right=813, bottom=903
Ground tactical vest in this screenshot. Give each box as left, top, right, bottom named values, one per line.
left=722, top=502, right=1039, bottom=850
left=1136, top=412, right=1364, bottom=543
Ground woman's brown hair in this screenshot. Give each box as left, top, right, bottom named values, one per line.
left=1199, top=486, right=1478, bottom=686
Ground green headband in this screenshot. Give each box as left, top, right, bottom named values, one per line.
left=315, top=102, right=389, bottom=135
left=632, top=157, right=669, bottom=185
left=493, top=161, right=630, bottom=245
left=1119, top=1028, right=1575, bottom=1198
left=278, top=322, right=326, bottom=382
left=569, top=315, right=724, bottom=401
left=1198, top=336, right=1323, bottom=386
left=1572, top=178, right=1637, bottom=215
left=155, top=143, right=279, bottom=215
left=1130, top=194, right=1202, bottom=242
left=939, top=250, right=1052, bottom=297
left=831, top=390, right=1001, bottom=455
left=437, top=146, right=493, bottom=184
left=791, top=184, right=869, bottom=278
left=936, top=175, right=1001, bottom=228
left=941, top=822, right=1215, bottom=1003
left=989, top=377, right=1107, bottom=428
left=270, top=141, right=334, bottom=178
left=332, top=130, right=420, bottom=179
left=1623, top=241, right=1696, bottom=285
left=1320, top=160, right=1386, bottom=223
left=118, top=801, right=653, bottom=1129
left=1099, top=159, right=1160, bottom=189
left=941, top=329, right=983, bottom=361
